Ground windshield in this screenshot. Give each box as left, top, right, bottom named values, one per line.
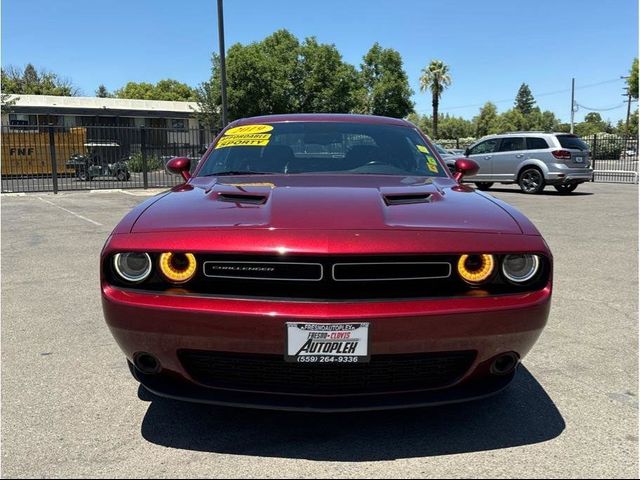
left=434, top=144, right=449, bottom=155
left=198, top=122, right=448, bottom=177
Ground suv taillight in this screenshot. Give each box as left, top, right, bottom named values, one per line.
left=551, top=150, right=572, bottom=160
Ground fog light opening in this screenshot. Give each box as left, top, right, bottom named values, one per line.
left=134, top=352, right=161, bottom=375
left=490, top=353, right=519, bottom=376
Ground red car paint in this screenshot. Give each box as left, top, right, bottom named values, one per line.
left=101, top=114, right=552, bottom=411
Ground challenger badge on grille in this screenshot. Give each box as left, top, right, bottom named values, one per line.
left=203, top=262, right=323, bottom=281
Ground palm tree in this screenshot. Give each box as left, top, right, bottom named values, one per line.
left=419, top=60, right=452, bottom=139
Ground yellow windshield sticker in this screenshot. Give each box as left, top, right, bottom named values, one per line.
left=225, top=124, right=273, bottom=136
left=428, top=164, right=439, bottom=173
left=215, top=134, right=272, bottom=149
left=416, top=145, right=429, bottom=154
left=426, top=155, right=438, bottom=166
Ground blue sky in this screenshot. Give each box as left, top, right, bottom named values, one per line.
left=2, top=0, right=637, bottom=123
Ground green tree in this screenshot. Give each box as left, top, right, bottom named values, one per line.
left=194, top=53, right=222, bottom=128
left=495, top=108, right=527, bottom=133
left=419, top=60, right=452, bottom=138
left=405, top=112, right=432, bottom=136
left=628, top=58, right=638, bottom=100
left=473, top=102, right=499, bottom=136
left=114, top=79, right=196, bottom=101
left=360, top=43, right=414, bottom=118
left=95, top=84, right=112, bottom=98
left=514, top=83, right=536, bottom=115
left=616, top=109, right=639, bottom=136
left=575, top=112, right=609, bottom=137
left=437, top=114, right=474, bottom=139
left=1, top=63, right=79, bottom=96
left=298, top=37, right=362, bottom=113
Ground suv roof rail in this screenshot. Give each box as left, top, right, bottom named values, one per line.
left=503, top=131, right=551, bottom=134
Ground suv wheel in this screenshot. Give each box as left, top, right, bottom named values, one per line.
left=518, top=168, right=545, bottom=194
left=78, top=170, right=90, bottom=182
left=474, top=182, right=494, bottom=191
left=554, top=183, right=578, bottom=194
left=115, top=171, right=127, bottom=181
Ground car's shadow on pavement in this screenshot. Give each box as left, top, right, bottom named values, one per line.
left=485, top=187, right=594, bottom=196
left=139, top=367, right=565, bottom=461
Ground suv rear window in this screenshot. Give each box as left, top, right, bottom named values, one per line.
left=526, top=137, right=549, bottom=149
left=556, top=135, right=589, bottom=151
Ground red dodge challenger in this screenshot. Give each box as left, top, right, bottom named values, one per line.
left=101, top=114, right=552, bottom=411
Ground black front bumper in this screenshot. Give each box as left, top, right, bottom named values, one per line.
left=129, top=362, right=515, bottom=413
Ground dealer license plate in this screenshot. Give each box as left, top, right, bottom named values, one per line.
left=285, top=323, right=370, bottom=363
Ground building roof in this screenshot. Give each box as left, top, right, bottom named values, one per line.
left=5, top=94, right=200, bottom=117
left=233, top=113, right=409, bottom=126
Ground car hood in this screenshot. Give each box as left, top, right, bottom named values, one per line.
left=131, top=175, right=523, bottom=234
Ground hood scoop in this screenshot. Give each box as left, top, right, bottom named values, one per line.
left=217, top=192, right=268, bottom=205
left=383, top=193, right=432, bottom=206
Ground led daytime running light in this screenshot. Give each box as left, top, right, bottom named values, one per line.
left=457, top=254, right=495, bottom=284
left=159, top=252, right=197, bottom=283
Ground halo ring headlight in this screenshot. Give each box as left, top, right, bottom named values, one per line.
left=113, top=252, right=152, bottom=283
left=502, top=254, right=540, bottom=283
left=159, top=252, right=197, bottom=284
left=457, top=254, right=495, bottom=284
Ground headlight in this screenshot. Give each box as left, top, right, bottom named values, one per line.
left=457, top=254, right=495, bottom=284
left=159, top=252, right=197, bottom=284
left=113, top=252, right=152, bottom=283
left=502, top=254, right=540, bottom=283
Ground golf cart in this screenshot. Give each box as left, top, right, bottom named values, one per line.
left=66, top=142, right=131, bottom=181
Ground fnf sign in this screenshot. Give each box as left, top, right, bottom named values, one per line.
left=9, top=148, right=35, bottom=156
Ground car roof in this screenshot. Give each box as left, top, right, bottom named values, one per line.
left=484, top=131, right=574, bottom=137
left=231, top=113, right=410, bottom=127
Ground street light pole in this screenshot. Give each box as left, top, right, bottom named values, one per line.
left=217, top=0, right=228, bottom=128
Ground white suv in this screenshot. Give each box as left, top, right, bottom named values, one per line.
left=459, top=132, right=593, bottom=194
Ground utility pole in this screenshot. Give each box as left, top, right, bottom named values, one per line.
left=217, top=0, right=228, bottom=128
left=621, top=75, right=631, bottom=135
left=570, top=78, right=576, bottom=134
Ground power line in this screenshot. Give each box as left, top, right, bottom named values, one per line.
left=576, top=102, right=626, bottom=112
left=429, top=77, right=624, bottom=113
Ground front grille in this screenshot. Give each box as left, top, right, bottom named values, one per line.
left=179, top=350, right=476, bottom=395
left=106, top=253, right=550, bottom=300
left=195, top=254, right=462, bottom=300
left=332, top=262, right=451, bottom=281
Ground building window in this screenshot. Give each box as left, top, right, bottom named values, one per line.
left=171, top=119, right=186, bottom=130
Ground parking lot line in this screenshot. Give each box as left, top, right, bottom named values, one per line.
left=37, top=197, right=103, bottom=226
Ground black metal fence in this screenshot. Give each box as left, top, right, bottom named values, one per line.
left=585, top=134, right=638, bottom=183
left=2, top=125, right=637, bottom=193
left=1, top=125, right=218, bottom=193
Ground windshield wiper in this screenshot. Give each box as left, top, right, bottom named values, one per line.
left=203, top=171, right=272, bottom=177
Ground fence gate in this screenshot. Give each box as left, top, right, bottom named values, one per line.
left=1, top=125, right=217, bottom=193
left=585, top=133, right=638, bottom=184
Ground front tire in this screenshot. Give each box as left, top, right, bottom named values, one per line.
left=474, top=182, right=494, bottom=191
left=518, top=168, right=545, bottom=194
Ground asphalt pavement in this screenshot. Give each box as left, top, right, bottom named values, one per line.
left=1, top=182, right=638, bottom=478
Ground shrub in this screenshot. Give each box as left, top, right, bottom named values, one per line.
left=126, top=153, right=164, bottom=172
left=582, top=133, right=624, bottom=160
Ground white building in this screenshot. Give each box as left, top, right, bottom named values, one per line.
left=2, top=94, right=203, bottom=130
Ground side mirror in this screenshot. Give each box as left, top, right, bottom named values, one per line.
left=452, top=158, right=479, bottom=182
left=166, top=157, right=191, bottom=181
